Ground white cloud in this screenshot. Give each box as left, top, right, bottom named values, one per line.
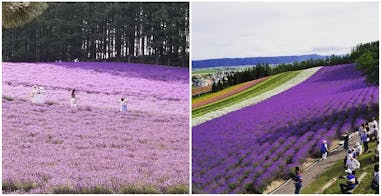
left=192, top=2, right=379, bottom=60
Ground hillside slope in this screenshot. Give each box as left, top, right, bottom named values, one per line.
left=192, top=64, right=379, bottom=194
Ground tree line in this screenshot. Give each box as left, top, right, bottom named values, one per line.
left=2, top=2, right=189, bottom=67
left=209, top=40, right=379, bottom=93
left=352, top=41, right=379, bottom=85
left=211, top=54, right=352, bottom=92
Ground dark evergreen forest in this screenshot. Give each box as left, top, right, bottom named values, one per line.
left=3, top=2, right=189, bottom=67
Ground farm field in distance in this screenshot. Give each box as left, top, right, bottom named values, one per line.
left=2, top=62, right=189, bottom=193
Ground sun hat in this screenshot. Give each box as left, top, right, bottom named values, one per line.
left=323, top=140, right=327, bottom=143
left=345, top=169, right=352, bottom=174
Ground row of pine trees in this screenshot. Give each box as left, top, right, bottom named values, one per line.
left=3, top=2, right=189, bottom=67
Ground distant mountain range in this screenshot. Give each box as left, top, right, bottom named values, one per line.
left=192, top=54, right=327, bottom=69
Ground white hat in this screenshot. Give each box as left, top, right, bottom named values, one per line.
left=345, top=169, right=352, bottom=174
left=323, top=140, right=327, bottom=143
left=347, top=154, right=353, bottom=159
left=39, top=86, right=44, bottom=90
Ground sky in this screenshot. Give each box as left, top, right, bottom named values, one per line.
left=192, top=2, right=379, bottom=60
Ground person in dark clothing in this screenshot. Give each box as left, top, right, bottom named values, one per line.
left=293, top=167, right=303, bottom=194
left=343, top=131, right=349, bottom=150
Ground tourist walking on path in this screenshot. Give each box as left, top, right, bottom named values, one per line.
left=71, top=89, right=78, bottom=108
left=345, top=154, right=360, bottom=176
left=343, top=131, right=350, bottom=150
left=119, top=97, right=128, bottom=113
left=293, top=167, right=303, bottom=194
left=340, top=169, right=357, bottom=193
left=320, top=140, right=328, bottom=160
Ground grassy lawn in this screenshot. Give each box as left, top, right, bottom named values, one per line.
left=192, top=70, right=301, bottom=118
left=302, top=142, right=378, bottom=194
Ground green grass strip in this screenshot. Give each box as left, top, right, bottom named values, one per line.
left=192, top=70, right=302, bottom=118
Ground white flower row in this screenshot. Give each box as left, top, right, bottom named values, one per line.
left=192, top=67, right=322, bottom=126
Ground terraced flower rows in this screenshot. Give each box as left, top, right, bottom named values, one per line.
left=192, top=76, right=271, bottom=109
left=2, top=62, right=189, bottom=193
left=192, top=67, right=321, bottom=126
left=192, top=64, right=379, bottom=193
left=192, top=71, right=300, bottom=118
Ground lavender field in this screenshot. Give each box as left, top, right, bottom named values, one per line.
left=192, top=64, right=379, bottom=193
left=2, top=62, right=189, bottom=193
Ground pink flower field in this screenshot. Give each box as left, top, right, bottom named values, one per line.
left=2, top=62, right=189, bottom=193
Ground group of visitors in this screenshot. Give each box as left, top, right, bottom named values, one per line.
left=339, top=118, right=379, bottom=194
left=293, top=118, right=379, bottom=194
left=29, top=86, right=128, bottom=113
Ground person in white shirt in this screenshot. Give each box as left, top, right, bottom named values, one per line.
left=36, top=86, right=46, bottom=104
left=346, top=154, right=361, bottom=175
left=119, top=97, right=128, bottom=113
left=355, top=142, right=363, bottom=157
left=370, top=118, right=378, bottom=141
left=29, top=85, right=38, bottom=103
left=71, top=89, right=78, bottom=108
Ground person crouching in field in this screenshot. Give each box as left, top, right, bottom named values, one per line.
left=340, top=169, right=357, bottom=193
left=71, top=89, right=78, bottom=109
left=293, top=167, right=303, bottom=194
left=119, top=97, right=128, bottom=113
left=354, top=142, right=363, bottom=157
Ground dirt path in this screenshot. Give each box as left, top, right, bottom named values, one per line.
left=272, top=134, right=360, bottom=194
